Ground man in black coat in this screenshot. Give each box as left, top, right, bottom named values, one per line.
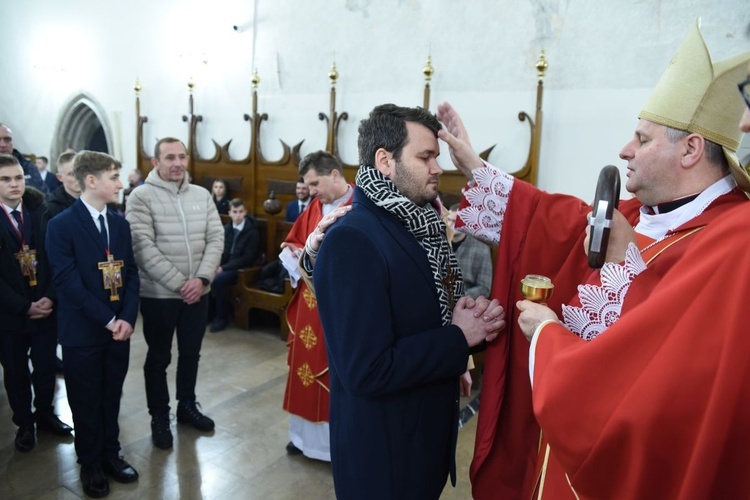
left=0, top=154, right=72, bottom=453
left=313, top=105, right=505, bottom=499
left=210, top=198, right=261, bottom=332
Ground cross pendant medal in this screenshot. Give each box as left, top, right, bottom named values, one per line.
left=441, top=267, right=459, bottom=310
left=98, top=254, right=124, bottom=301
left=15, top=245, right=38, bottom=286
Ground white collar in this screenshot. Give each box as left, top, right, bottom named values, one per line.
left=80, top=197, right=108, bottom=220
left=635, top=175, right=735, bottom=240
left=322, top=185, right=351, bottom=216
left=1, top=200, right=23, bottom=217
left=233, top=219, right=246, bottom=231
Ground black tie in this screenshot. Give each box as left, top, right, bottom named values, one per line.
left=230, top=228, right=240, bottom=253
left=10, top=209, right=22, bottom=229
left=98, top=214, right=108, bottom=249
left=300, top=202, right=306, bottom=213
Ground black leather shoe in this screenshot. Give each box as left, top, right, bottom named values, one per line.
left=80, top=463, right=110, bottom=498
left=286, top=441, right=303, bottom=455
left=36, top=413, right=73, bottom=435
left=14, top=425, right=35, bottom=452
left=177, top=400, right=215, bottom=431
left=102, top=456, right=139, bottom=483
left=150, top=413, right=173, bottom=449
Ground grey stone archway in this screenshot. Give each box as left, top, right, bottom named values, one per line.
left=51, top=93, right=115, bottom=171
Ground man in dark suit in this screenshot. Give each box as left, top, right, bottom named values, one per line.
left=210, top=198, right=261, bottom=332
left=284, top=178, right=311, bottom=222
left=312, top=104, right=505, bottom=499
left=46, top=151, right=140, bottom=498
left=35, top=156, right=61, bottom=194
left=0, top=154, right=72, bottom=453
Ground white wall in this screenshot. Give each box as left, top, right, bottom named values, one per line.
left=0, top=0, right=747, bottom=201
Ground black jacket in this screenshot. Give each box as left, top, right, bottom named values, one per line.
left=214, top=196, right=230, bottom=216
left=0, top=187, right=55, bottom=333
left=220, top=215, right=261, bottom=271
left=44, top=184, right=77, bottom=223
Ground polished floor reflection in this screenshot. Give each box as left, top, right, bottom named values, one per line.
left=0, top=315, right=478, bottom=499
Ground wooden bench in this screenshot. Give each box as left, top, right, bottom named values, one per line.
left=231, top=217, right=295, bottom=340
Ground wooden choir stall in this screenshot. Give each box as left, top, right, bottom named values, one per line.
left=132, top=53, right=548, bottom=341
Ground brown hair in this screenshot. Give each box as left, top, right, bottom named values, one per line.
left=229, top=198, right=245, bottom=209
left=57, top=151, right=76, bottom=168
left=154, top=137, right=187, bottom=159
left=73, top=151, right=119, bottom=191
left=0, top=153, right=20, bottom=169
left=299, top=150, right=343, bottom=177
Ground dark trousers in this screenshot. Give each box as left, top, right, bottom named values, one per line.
left=212, top=270, right=239, bottom=321
left=63, top=341, right=129, bottom=465
left=0, top=326, right=57, bottom=427
left=141, top=295, right=208, bottom=416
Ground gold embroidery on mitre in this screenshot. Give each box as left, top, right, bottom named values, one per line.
left=297, top=363, right=315, bottom=387
left=299, top=325, right=318, bottom=350
left=303, top=288, right=317, bottom=309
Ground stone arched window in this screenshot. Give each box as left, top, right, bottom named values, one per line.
left=51, top=93, right=115, bottom=171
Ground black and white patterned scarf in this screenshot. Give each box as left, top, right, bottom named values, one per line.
left=356, top=165, right=464, bottom=325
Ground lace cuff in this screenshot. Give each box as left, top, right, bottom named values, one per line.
left=455, top=164, right=515, bottom=246
left=561, top=243, right=647, bottom=341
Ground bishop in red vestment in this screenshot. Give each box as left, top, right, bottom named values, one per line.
left=524, top=200, right=750, bottom=498
left=436, top=19, right=750, bottom=500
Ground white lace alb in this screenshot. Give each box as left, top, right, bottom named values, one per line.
left=456, top=164, right=515, bottom=246
left=562, top=243, right=646, bottom=341
left=456, top=164, right=649, bottom=342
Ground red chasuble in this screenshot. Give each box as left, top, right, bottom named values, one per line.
left=531, top=188, right=747, bottom=499
left=459, top=172, right=747, bottom=499
left=532, top=200, right=750, bottom=499
left=282, top=189, right=353, bottom=423
left=460, top=180, right=596, bottom=500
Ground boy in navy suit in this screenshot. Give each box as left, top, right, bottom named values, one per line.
left=46, top=151, right=140, bottom=498
left=0, top=154, right=72, bottom=453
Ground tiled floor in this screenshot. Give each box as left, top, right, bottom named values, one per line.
left=0, top=315, right=478, bottom=499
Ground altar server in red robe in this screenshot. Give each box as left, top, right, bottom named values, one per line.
left=280, top=150, right=353, bottom=461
